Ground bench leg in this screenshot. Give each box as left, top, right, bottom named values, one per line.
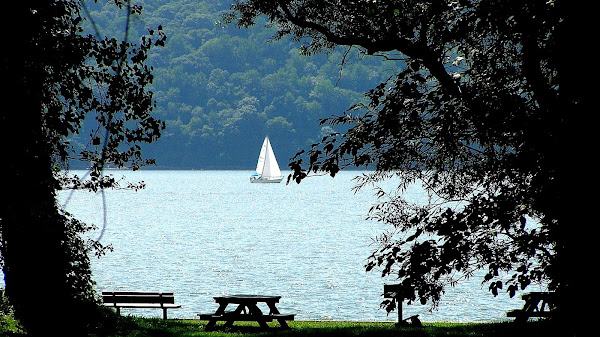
left=223, top=304, right=247, bottom=328
left=205, top=319, right=217, bottom=330
left=277, top=319, right=290, bottom=329
left=246, top=304, right=269, bottom=329
left=393, top=298, right=408, bottom=327
left=266, top=302, right=290, bottom=329
left=514, top=313, right=527, bottom=323
left=205, top=303, right=228, bottom=330
left=163, top=308, right=168, bottom=320
left=397, top=298, right=403, bottom=325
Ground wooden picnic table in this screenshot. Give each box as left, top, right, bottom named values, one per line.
left=198, top=295, right=295, bottom=330
left=507, top=291, right=555, bottom=322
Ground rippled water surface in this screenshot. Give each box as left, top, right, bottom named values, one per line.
left=58, top=170, right=537, bottom=322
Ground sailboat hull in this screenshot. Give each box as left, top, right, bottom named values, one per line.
left=250, top=176, right=283, bottom=183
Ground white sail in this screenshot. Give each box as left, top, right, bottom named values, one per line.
left=263, top=137, right=282, bottom=177
left=251, top=136, right=283, bottom=183
left=255, top=137, right=268, bottom=174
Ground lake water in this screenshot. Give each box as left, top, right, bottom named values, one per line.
left=57, top=170, right=538, bottom=322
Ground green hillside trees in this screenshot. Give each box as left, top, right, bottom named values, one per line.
left=80, top=0, right=398, bottom=169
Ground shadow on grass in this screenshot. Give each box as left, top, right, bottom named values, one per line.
left=89, top=318, right=560, bottom=337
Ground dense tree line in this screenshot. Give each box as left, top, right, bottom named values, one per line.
left=77, top=0, right=399, bottom=169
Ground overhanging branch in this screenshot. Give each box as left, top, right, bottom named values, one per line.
left=276, top=0, right=463, bottom=97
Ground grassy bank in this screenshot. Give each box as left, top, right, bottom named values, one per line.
left=79, top=318, right=556, bottom=337
left=0, top=314, right=559, bottom=337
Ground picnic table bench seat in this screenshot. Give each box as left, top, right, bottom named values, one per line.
left=506, top=309, right=552, bottom=318
left=198, top=313, right=295, bottom=322
left=102, top=291, right=181, bottom=319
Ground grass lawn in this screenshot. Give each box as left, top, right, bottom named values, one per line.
left=82, top=318, right=558, bottom=337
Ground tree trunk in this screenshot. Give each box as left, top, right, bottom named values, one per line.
left=0, top=65, right=71, bottom=337
left=0, top=2, right=75, bottom=335
left=553, top=1, right=593, bottom=335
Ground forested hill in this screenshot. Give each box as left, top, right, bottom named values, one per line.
left=79, top=0, right=399, bottom=169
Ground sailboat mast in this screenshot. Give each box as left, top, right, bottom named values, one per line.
left=262, top=136, right=272, bottom=176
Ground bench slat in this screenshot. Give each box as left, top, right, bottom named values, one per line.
left=103, top=296, right=176, bottom=304
left=103, top=291, right=174, bottom=295
left=102, top=291, right=176, bottom=304
left=103, top=303, right=181, bottom=309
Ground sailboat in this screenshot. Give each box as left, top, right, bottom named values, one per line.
left=250, top=136, right=283, bottom=183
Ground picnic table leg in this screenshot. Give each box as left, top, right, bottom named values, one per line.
left=206, top=303, right=228, bottom=330
left=514, top=312, right=527, bottom=323
left=223, top=304, right=248, bottom=328
left=516, top=298, right=541, bottom=323
left=246, top=303, right=269, bottom=329
left=267, top=302, right=290, bottom=329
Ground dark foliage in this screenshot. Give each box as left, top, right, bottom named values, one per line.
left=228, top=1, right=593, bottom=333
left=0, top=1, right=164, bottom=335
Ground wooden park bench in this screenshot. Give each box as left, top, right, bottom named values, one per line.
left=102, top=291, right=181, bottom=319
left=507, top=291, right=555, bottom=322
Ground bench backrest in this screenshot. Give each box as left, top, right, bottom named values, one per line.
left=102, top=291, right=176, bottom=304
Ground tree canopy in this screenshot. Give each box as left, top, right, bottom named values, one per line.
left=227, top=0, right=593, bottom=332
left=0, top=1, right=164, bottom=334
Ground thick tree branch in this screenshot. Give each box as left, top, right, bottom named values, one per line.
left=276, top=0, right=463, bottom=97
